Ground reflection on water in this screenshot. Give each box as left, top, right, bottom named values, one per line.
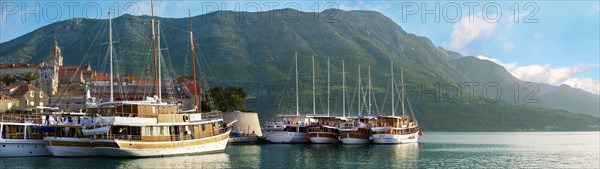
left=114, top=153, right=230, bottom=168
left=1, top=132, right=598, bottom=168
left=255, top=143, right=421, bottom=168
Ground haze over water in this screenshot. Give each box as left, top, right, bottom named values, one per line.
left=1, top=132, right=598, bottom=168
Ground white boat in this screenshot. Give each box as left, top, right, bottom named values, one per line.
left=81, top=7, right=232, bottom=157
left=83, top=102, right=232, bottom=157
left=0, top=121, right=52, bottom=157
left=265, top=116, right=311, bottom=143
left=372, top=62, right=422, bottom=144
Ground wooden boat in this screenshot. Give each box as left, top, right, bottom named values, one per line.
left=372, top=62, right=421, bottom=144
left=0, top=114, right=52, bottom=157
left=81, top=4, right=232, bottom=157
left=308, top=116, right=345, bottom=144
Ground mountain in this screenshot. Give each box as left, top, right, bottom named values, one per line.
left=1, top=9, right=598, bottom=131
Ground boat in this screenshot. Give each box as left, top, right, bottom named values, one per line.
left=0, top=111, right=53, bottom=157
left=265, top=53, right=314, bottom=144
left=338, top=119, right=372, bottom=145
left=81, top=6, right=232, bottom=157
left=308, top=116, right=345, bottom=144
left=265, top=115, right=310, bottom=143
left=372, top=61, right=421, bottom=144
left=41, top=111, right=99, bottom=157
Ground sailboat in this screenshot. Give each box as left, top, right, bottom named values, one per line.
left=41, top=11, right=126, bottom=157
left=339, top=65, right=373, bottom=145
left=82, top=3, right=232, bottom=157
left=265, top=52, right=312, bottom=143
left=308, top=58, right=344, bottom=144
left=372, top=61, right=422, bottom=144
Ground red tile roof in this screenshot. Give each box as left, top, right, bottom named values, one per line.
left=10, top=84, right=42, bottom=97
left=0, top=64, right=38, bottom=69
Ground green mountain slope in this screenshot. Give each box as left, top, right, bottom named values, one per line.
left=1, top=9, right=598, bottom=131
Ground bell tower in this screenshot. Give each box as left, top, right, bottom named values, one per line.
left=48, top=36, right=63, bottom=67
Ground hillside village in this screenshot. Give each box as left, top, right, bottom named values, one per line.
left=0, top=38, right=201, bottom=112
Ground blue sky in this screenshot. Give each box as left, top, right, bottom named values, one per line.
left=1, top=1, right=599, bottom=94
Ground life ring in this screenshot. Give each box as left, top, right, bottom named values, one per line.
left=183, top=115, right=189, bottom=122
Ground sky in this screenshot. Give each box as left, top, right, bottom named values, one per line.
left=1, top=0, right=599, bottom=95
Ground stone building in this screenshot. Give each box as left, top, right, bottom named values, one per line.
left=0, top=94, right=19, bottom=112
left=8, top=84, right=49, bottom=110
left=0, top=38, right=62, bottom=96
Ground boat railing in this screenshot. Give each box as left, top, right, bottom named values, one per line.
left=199, top=111, right=223, bottom=121
left=0, top=114, right=42, bottom=124
left=97, top=128, right=229, bottom=142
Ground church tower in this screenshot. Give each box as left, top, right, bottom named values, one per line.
left=48, top=37, right=63, bottom=67
left=36, top=37, right=61, bottom=96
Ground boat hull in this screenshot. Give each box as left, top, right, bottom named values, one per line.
left=91, top=130, right=230, bottom=157
left=400, top=132, right=419, bottom=144
left=266, top=131, right=309, bottom=143
left=339, top=133, right=370, bottom=144
left=372, top=134, right=401, bottom=144
left=308, top=132, right=339, bottom=144
left=44, top=137, right=101, bottom=157
left=0, top=139, right=51, bottom=157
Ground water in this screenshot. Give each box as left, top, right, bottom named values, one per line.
left=1, top=132, right=598, bottom=168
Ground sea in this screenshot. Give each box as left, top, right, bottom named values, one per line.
left=1, top=132, right=598, bottom=168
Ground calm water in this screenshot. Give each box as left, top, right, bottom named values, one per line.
left=1, top=132, right=598, bottom=168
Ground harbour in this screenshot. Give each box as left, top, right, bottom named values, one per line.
left=0, top=0, right=599, bottom=168
left=1, top=132, right=598, bottom=168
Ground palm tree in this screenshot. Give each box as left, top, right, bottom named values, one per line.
left=1, top=74, right=17, bottom=86
left=19, top=72, right=39, bottom=84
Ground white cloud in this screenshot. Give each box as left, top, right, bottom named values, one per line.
left=503, top=42, right=514, bottom=52
left=476, top=55, right=599, bottom=94
left=443, top=12, right=496, bottom=54
left=594, top=5, right=600, bottom=13
left=564, top=78, right=600, bottom=95
left=477, top=55, right=516, bottom=70
left=338, top=1, right=391, bottom=12
left=533, top=32, right=542, bottom=39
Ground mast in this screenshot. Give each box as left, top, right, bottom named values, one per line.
left=189, top=11, right=199, bottom=112
left=401, top=69, right=406, bottom=118
left=157, top=20, right=162, bottom=102
left=358, top=65, right=361, bottom=116
left=327, top=57, right=330, bottom=117
left=108, top=11, right=114, bottom=102
left=295, top=52, right=299, bottom=116
left=342, top=60, right=346, bottom=117
left=151, top=0, right=159, bottom=98
left=391, top=60, right=395, bottom=117
left=368, top=66, right=372, bottom=116
left=312, top=55, right=316, bottom=116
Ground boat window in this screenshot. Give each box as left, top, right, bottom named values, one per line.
left=299, top=127, right=307, bottom=133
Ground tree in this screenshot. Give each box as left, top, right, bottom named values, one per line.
left=205, top=86, right=248, bottom=112
left=1, top=74, right=17, bottom=86
left=19, top=72, right=39, bottom=84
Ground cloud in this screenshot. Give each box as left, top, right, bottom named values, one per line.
left=563, top=78, right=600, bottom=95
left=595, top=5, right=600, bottom=13
left=503, top=42, right=514, bottom=52
left=477, top=55, right=599, bottom=94
left=442, top=12, right=496, bottom=54
left=477, top=55, right=516, bottom=70
left=338, top=1, right=391, bottom=12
